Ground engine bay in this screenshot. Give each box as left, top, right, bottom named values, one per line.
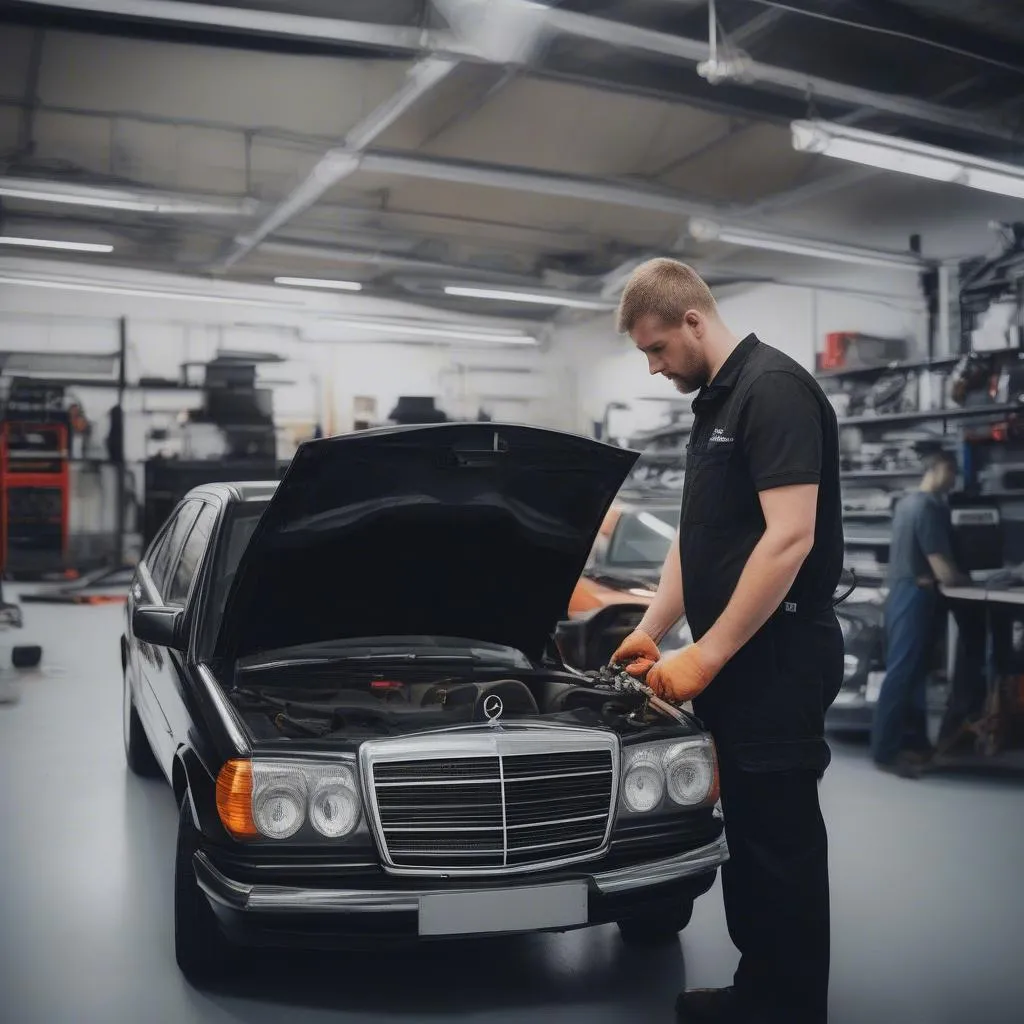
left=229, top=665, right=701, bottom=743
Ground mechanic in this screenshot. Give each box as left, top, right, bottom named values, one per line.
left=610, top=259, right=844, bottom=1024
left=871, top=450, right=971, bottom=775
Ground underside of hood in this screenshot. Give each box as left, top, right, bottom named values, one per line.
left=215, top=423, right=638, bottom=664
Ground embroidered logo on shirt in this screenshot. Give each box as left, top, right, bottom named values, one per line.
left=709, top=427, right=735, bottom=443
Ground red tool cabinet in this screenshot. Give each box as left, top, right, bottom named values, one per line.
left=0, top=421, right=70, bottom=574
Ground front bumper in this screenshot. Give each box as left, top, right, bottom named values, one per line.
left=194, top=834, right=728, bottom=947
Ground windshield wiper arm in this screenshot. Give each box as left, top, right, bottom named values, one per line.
left=243, top=652, right=477, bottom=673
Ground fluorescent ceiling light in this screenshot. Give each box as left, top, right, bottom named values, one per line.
left=688, top=218, right=923, bottom=272
left=0, top=177, right=255, bottom=215
left=274, top=276, right=363, bottom=291
left=0, top=236, right=113, bottom=253
left=791, top=120, right=1024, bottom=201
left=444, top=285, right=613, bottom=310
left=0, top=275, right=302, bottom=308
left=316, top=317, right=537, bottom=345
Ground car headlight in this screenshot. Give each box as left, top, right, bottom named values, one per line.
left=307, top=765, right=361, bottom=838
left=663, top=741, right=716, bottom=805
left=622, top=748, right=665, bottom=812
left=216, top=758, right=364, bottom=841
left=619, top=737, right=718, bottom=816
left=252, top=763, right=307, bottom=839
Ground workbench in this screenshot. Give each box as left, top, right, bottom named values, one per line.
left=934, top=579, right=1024, bottom=772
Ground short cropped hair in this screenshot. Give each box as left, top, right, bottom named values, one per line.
left=921, top=450, right=957, bottom=475
left=616, top=258, right=718, bottom=335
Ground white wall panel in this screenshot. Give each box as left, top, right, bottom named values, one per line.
left=548, top=280, right=928, bottom=437
left=0, top=260, right=551, bottom=458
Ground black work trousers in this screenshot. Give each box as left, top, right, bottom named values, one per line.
left=718, top=761, right=831, bottom=1024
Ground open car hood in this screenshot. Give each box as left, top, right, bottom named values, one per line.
left=214, top=423, right=638, bottom=663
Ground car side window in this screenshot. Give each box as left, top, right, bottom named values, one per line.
left=143, top=528, right=173, bottom=588
left=167, top=504, right=218, bottom=605
left=151, top=500, right=202, bottom=596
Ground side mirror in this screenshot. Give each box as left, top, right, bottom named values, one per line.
left=554, top=602, right=649, bottom=672
left=133, top=604, right=186, bottom=652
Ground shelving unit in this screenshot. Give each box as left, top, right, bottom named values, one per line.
left=839, top=404, right=1020, bottom=430
left=841, top=469, right=922, bottom=480
left=824, top=338, right=1024, bottom=583
left=816, top=346, right=1024, bottom=384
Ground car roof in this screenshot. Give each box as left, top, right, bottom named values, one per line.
left=186, top=480, right=280, bottom=504
left=611, top=495, right=679, bottom=513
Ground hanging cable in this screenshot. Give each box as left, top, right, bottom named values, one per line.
left=741, top=0, right=1024, bottom=76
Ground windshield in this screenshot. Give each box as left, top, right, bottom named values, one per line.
left=605, top=507, right=677, bottom=568
left=209, top=501, right=268, bottom=628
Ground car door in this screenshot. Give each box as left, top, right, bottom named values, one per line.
left=156, top=501, right=219, bottom=760
left=133, top=499, right=202, bottom=768
left=126, top=522, right=173, bottom=750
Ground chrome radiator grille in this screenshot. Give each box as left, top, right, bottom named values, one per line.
left=362, top=731, right=618, bottom=874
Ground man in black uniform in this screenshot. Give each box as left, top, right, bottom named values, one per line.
left=611, top=259, right=845, bottom=1024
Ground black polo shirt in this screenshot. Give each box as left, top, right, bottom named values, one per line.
left=680, top=334, right=845, bottom=772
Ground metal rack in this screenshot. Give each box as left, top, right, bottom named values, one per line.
left=825, top=340, right=1024, bottom=578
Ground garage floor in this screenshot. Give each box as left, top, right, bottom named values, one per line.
left=1, top=598, right=1022, bottom=1024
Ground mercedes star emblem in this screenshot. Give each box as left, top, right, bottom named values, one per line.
left=483, top=694, right=504, bottom=722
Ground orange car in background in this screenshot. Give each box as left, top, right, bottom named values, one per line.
left=569, top=498, right=677, bottom=615
left=560, top=496, right=690, bottom=669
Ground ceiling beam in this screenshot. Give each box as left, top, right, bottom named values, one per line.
left=0, top=175, right=258, bottom=215
left=7, top=0, right=434, bottom=52
left=353, top=149, right=929, bottom=271
left=260, top=239, right=540, bottom=282
left=219, top=57, right=456, bottom=269
left=359, top=149, right=729, bottom=220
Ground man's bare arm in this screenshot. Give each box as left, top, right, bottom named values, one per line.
left=637, top=532, right=684, bottom=643
left=697, top=485, right=817, bottom=674
left=928, top=553, right=970, bottom=587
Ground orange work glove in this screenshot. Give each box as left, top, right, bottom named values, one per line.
left=610, top=629, right=660, bottom=680
left=645, top=644, right=713, bottom=703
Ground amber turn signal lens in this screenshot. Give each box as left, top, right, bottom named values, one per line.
left=216, top=758, right=258, bottom=839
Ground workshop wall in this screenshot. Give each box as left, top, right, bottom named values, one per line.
left=549, top=280, right=928, bottom=438
left=0, top=258, right=553, bottom=459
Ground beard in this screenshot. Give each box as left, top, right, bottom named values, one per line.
left=668, top=373, right=702, bottom=395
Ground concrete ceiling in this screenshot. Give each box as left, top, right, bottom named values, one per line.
left=0, top=0, right=1021, bottom=320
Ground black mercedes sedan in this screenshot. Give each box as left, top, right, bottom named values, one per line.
left=121, top=423, right=728, bottom=984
